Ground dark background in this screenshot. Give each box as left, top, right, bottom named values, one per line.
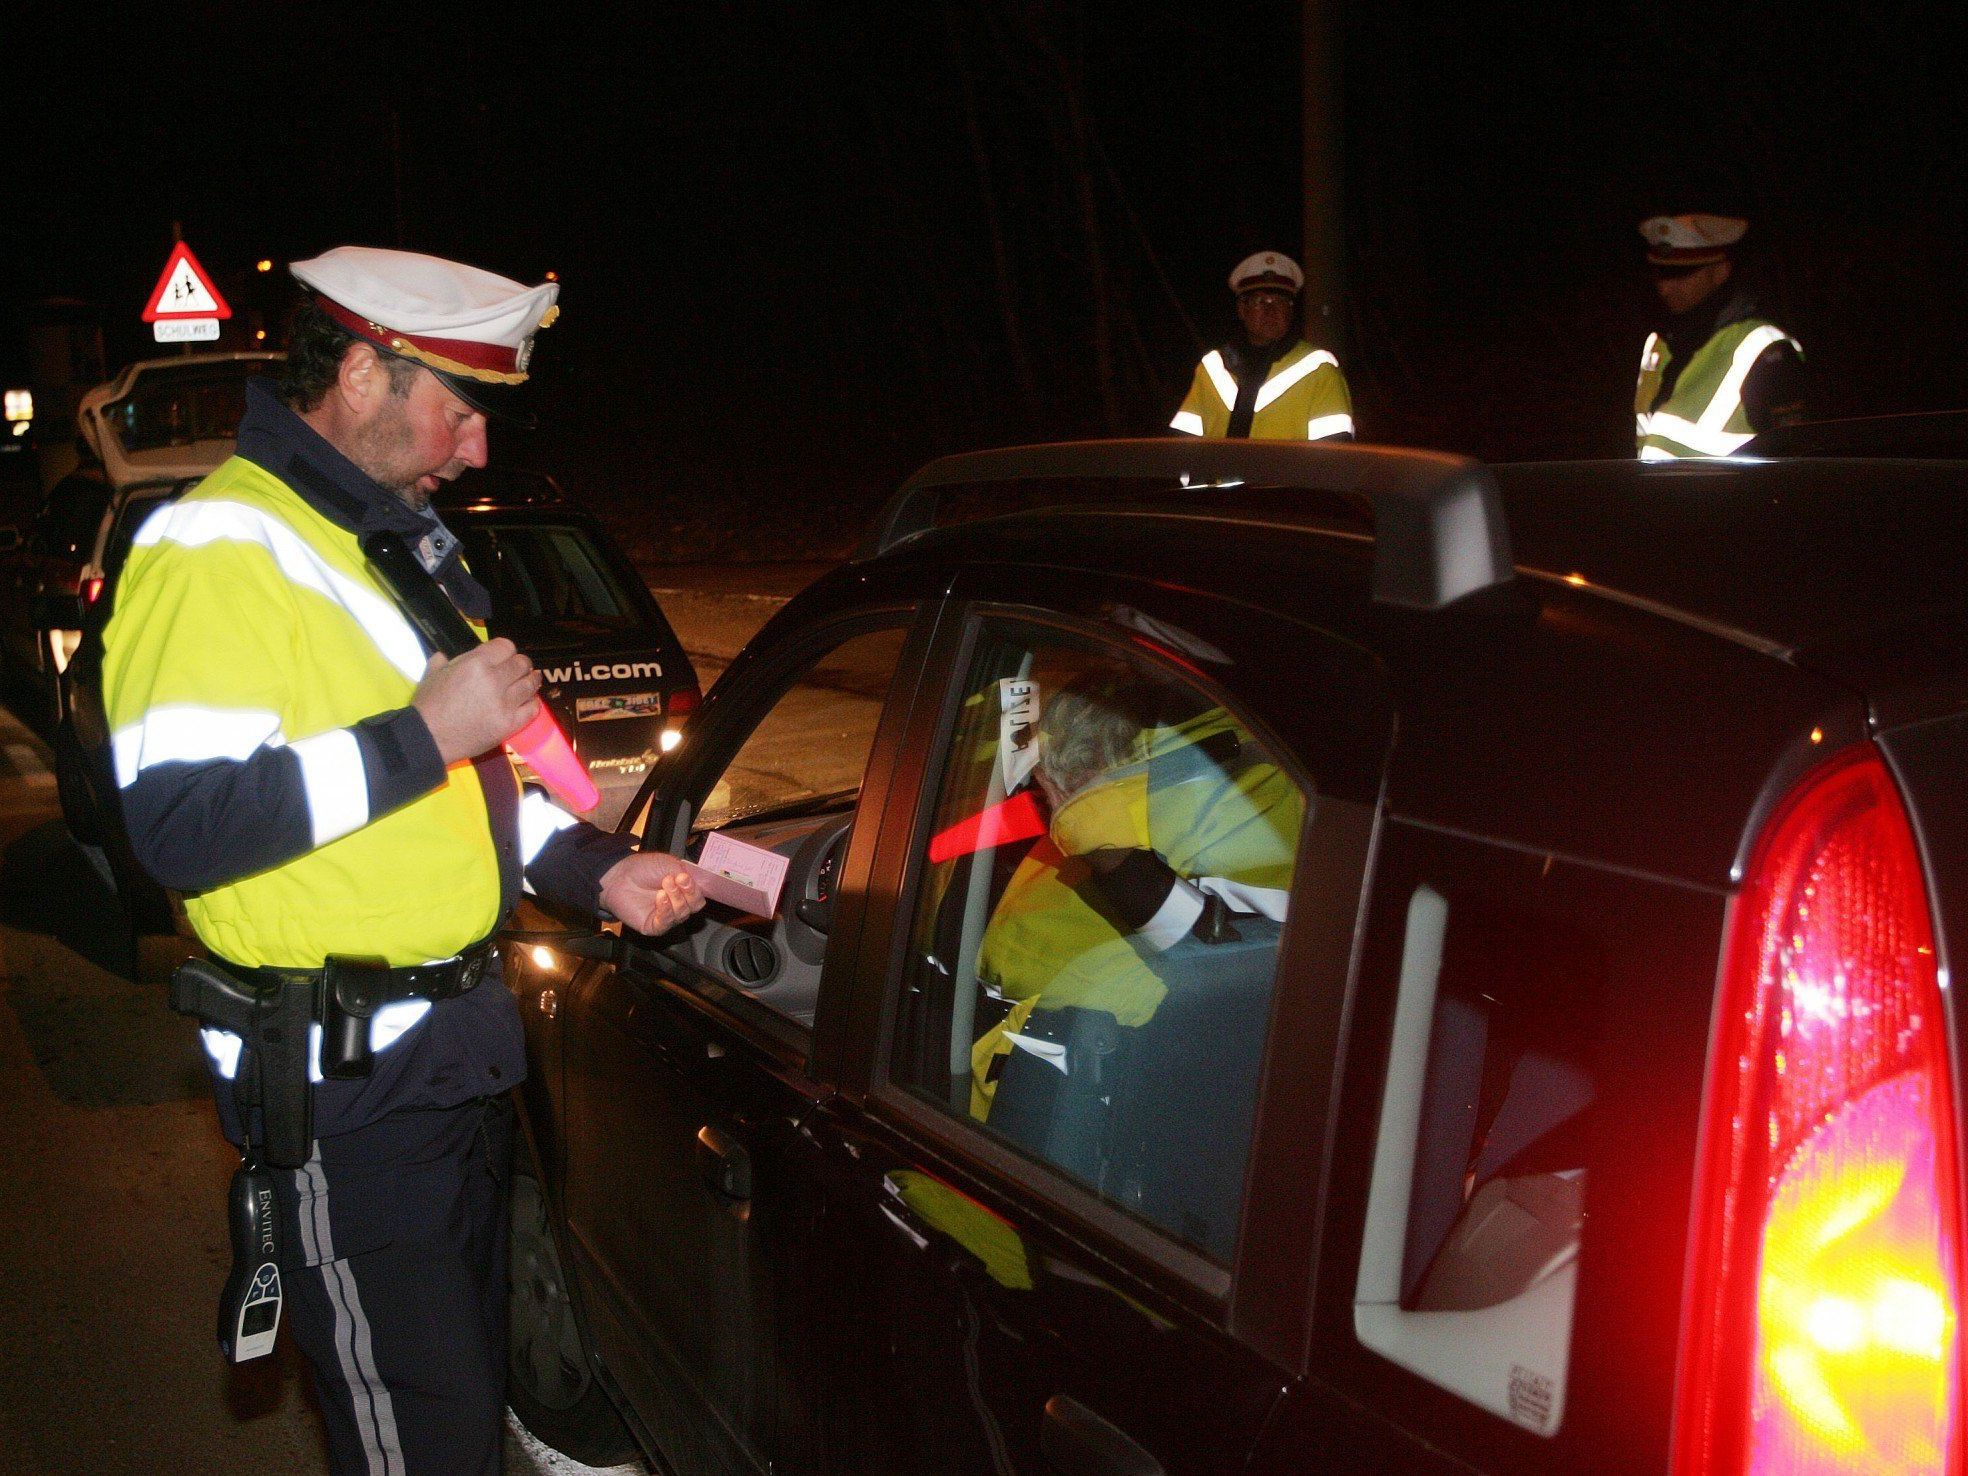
left=5, top=1, right=1965, bottom=558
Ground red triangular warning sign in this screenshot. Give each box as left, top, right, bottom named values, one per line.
left=142, top=242, right=232, bottom=322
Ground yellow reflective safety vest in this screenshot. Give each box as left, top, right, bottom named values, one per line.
left=1635, top=319, right=1801, bottom=460
left=103, top=456, right=508, bottom=966
left=970, top=709, right=1303, bottom=1115
left=1171, top=339, right=1354, bottom=440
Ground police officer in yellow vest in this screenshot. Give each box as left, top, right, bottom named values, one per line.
left=103, top=246, right=704, bottom=1474
left=1171, top=251, right=1354, bottom=441
left=1635, top=213, right=1805, bottom=460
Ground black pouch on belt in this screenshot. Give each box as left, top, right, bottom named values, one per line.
left=320, top=955, right=392, bottom=1082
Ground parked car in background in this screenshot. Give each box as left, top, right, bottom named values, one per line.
left=438, top=468, right=700, bottom=826
left=75, top=351, right=282, bottom=492
left=0, top=353, right=281, bottom=735
left=0, top=460, right=110, bottom=729
left=501, top=436, right=1966, bottom=1475
left=46, top=464, right=697, bottom=930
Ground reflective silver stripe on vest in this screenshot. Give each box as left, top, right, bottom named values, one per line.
left=1642, top=412, right=1754, bottom=457
left=1252, top=348, right=1339, bottom=412
left=136, top=499, right=428, bottom=682
left=519, top=789, right=580, bottom=869
left=290, top=728, right=370, bottom=846
left=1169, top=409, right=1205, bottom=436
left=200, top=1001, right=432, bottom=1083
left=113, top=705, right=285, bottom=788
left=1306, top=413, right=1354, bottom=440
left=1201, top=350, right=1239, bottom=408
left=1639, top=324, right=1798, bottom=458
left=1699, top=324, right=1795, bottom=436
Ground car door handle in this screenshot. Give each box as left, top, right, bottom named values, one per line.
left=1040, top=1395, right=1164, bottom=1476
left=695, top=1124, right=752, bottom=1215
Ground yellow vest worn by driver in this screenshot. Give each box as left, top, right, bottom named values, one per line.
left=969, top=709, right=1302, bottom=1116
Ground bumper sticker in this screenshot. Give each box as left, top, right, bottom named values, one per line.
left=576, top=692, right=662, bottom=722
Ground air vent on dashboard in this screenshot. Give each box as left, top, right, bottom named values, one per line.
left=723, top=934, right=780, bottom=987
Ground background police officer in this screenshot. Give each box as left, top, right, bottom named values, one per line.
left=1635, top=212, right=1806, bottom=459
left=102, top=246, right=704, bottom=1474
left=1170, top=251, right=1354, bottom=441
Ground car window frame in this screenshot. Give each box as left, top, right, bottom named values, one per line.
left=624, top=600, right=943, bottom=1066
left=839, top=587, right=1392, bottom=1357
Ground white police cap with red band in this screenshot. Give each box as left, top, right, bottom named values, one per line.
left=1639, top=213, right=1747, bottom=267
left=1228, top=251, right=1305, bottom=296
left=290, top=246, right=559, bottom=392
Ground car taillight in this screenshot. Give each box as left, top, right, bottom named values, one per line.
left=1676, top=745, right=1962, bottom=1475
left=84, top=577, right=104, bottom=604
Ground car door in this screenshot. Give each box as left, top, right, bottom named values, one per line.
left=558, top=600, right=939, bottom=1476
left=764, top=573, right=1394, bottom=1474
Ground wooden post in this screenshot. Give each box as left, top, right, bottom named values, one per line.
left=1302, top=0, right=1345, bottom=357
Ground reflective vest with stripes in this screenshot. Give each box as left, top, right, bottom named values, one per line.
left=1170, top=340, right=1354, bottom=441
left=102, top=457, right=509, bottom=966
left=1634, top=319, right=1800, bottom=461
left=968, top=708, right=1303, bottom=1115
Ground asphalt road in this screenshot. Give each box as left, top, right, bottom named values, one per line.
left=0, top=564, right=823, bottom=1475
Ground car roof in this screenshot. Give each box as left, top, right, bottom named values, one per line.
left=1493, top=456, right=1968, bottom=657
left=862, top=442, right=1967, bottom=662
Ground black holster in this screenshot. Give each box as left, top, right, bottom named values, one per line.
left=170, top=958, right=317, bottom=1169
left=319, top=955, right=392, bottom=1081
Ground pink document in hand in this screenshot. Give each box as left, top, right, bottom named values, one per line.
left=684, top=832, right=790, bottom=917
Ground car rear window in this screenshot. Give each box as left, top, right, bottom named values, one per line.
left=1352, top=882, right=1595, bottom=1436
left=107, top=365, right=266, bottom=454
left=454, top=521, right=644, bottom=634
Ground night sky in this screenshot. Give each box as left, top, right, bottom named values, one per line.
left=6, top=2, right=1966, bottom=556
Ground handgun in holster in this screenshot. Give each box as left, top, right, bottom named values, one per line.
left=170, top=957, right=318, bottom=1170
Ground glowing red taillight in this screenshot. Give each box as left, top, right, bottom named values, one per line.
left=667, top=686, right=701, bottom=717
left=1676, top=745, right=1962, bottom=1475
left=84, top=577, right=104, bottom=604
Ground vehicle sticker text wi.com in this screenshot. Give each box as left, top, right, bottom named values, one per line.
left=542, top=659, right=663, bottom=684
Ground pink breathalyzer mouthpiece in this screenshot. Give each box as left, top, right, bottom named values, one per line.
left=508, top=706, right=600, bottom=813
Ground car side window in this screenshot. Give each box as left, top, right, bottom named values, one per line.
left=887, top=618, right=1308, bottom=1262
left=692, top=625, right=908, bottom=834
left=641, top=622, right=912, bottom=1031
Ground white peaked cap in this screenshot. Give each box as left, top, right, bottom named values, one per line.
left=1228, top=251, right=1305, bottom=295
left=1638, top=214, right=1748, bottom=265
left=290, top=246, right=560, bottom=385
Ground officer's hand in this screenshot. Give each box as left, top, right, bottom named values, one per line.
left=599, top=852, right=706, bottom=936
left=412, top=639, right=542, bottom=764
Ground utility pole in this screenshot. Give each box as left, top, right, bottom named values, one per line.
left=1302, top=0, right=1345, bottom=357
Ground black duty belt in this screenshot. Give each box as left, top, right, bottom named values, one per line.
left=171, top=938, right=498, bottom=1172
left=214, top=937, right=496, bottom=1010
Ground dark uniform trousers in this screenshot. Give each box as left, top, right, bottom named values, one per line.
left=270, top=1093, right=514, bottom=1475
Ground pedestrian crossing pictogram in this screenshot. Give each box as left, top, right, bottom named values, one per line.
left=142, top=242, right=232, bottom=322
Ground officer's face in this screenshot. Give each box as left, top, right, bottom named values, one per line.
left=1653, top=260, right=1730, bottom=316
left=352, top=367, right=490, bottom=508
left=1236, top=289, right=1296, bottom=347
